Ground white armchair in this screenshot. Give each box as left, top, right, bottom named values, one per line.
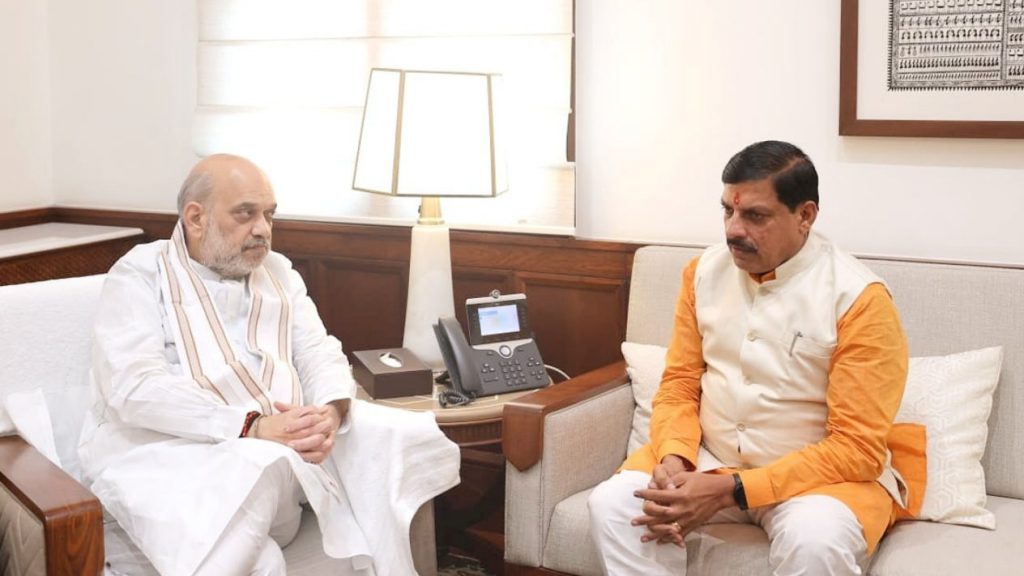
left=0, top=275, right=438, bottom=575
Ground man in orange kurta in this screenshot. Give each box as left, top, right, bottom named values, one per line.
left=587, top=141, right=925, bottom=575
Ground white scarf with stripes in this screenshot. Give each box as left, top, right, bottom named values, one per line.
left=157, top=221, right=300, bottom=415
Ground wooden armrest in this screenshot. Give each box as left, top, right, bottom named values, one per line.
left=0, top=436, right=104, bottom=576
left=503, top=360, right=629, bottom=472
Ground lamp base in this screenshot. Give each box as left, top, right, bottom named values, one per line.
left=402, top=222, right=455, bottom=371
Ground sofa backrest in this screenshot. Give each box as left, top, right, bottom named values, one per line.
left=626, top=245, right=1024, bottom=500
left=0, top=274, right=106, bottom=481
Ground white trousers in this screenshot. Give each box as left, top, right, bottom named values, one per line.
left=194, top=456, right=304, bottom=576
left=588, top=470, right=869, bottom=576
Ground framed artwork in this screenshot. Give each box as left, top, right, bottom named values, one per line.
left=839, top=0, right=1024, bottom=138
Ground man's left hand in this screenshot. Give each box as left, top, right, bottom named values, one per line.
left=271, top=399, right=349, bottom=464
left=631, top=471, right=735, bottom=544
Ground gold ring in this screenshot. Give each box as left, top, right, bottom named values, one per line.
left=671, top=521, right=682, bottom=531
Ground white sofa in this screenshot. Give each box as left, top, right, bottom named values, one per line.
left=503, top=245, right=1024, bottom=575
left=0, top=274, right=437, bottom=576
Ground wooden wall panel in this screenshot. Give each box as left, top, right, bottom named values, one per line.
left=270, top=219, right=411, bottom=263
left=515, top=273, right=627, bottom=378
left=0, top=236, right=144, bottom=286
left=53, top=207, right=175, bottom=242
left=452, top=268, right=515, bottom=328
left=313, top=257, right=408, bottom=353
left=290, top=257, right=312, bottom=287
left=11, top=207, right=645, bottom=377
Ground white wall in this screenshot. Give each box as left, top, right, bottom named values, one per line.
left=21, top=1, right=1024, bottom=265
left=576, top=1, right=1024, bottom=266
left=0, top=0, right=53, bottom=211
left=48, top=0, right=197, bottom=213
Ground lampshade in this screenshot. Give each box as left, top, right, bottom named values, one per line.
left=352, top=68, right=507, bottom=371
left=352, top=68, right=508, bottom=200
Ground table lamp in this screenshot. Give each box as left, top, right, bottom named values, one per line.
left=352, top=68, right=508, bottom=370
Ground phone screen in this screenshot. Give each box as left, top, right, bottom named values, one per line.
left=478, top=304, right=520, bottom=336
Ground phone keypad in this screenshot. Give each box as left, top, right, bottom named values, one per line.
left=479, top=361, right=500, bottom=384
left=490, top=356, right=548, bottom=388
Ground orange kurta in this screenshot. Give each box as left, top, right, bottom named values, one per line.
left=622, top=257, right=926, bottom=553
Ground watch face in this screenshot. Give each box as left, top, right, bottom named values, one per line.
left=732, top=473, right=748, bottom=510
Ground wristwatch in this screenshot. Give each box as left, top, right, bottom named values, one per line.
left=732, top=473, right=749, bottom=510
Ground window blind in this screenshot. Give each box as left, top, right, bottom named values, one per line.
left=194, top=0, right=574, bottom=233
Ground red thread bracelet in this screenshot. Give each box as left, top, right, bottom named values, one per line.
left=240, top=410, right=261, bottom=438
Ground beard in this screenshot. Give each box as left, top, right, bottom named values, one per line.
left=201, top=221, right=270, bottom=280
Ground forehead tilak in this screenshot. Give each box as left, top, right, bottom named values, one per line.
left=732, top=188, right=742, bottom=207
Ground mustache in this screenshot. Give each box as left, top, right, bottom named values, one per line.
left=727, top=238, right=757, bottom=253
left=243, top=238, right=270, bottom=250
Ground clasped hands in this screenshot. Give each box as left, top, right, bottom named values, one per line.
left=631, top=454, right=735, bottom=546
left=246, top=399, right=350, bottom=464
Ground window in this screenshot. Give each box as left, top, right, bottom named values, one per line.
left=195, top=0, right=574, bottom=233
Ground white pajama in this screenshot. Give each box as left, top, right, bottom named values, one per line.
left=588, top=471, right=868, bottom=576
left=194, top=456, right=302, bottom=576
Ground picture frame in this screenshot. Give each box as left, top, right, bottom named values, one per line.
left=839, top=0, right=1024, bottom=139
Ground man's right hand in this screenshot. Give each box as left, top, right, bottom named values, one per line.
left=248, top=403, right=334, bottom=461
left=650, top=454, right=690, bottom=490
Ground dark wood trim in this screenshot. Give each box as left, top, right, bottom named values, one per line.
left=441, top=417, right=505, bottom=449
left=0, top=436, right=104, bottom=576
left=837, top=0, right=860, bottom=137
left=452, top=227, right=636, bottom=254
left=51, top=207, right=177, bottom=241
left=0, top=207, right=56, bottom=230
left=838, top=0, right=1024, bottom=139
left=503, top=361, right=629, bottom=472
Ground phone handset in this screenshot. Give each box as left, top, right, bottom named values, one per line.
left=433, top=316, right=484, bottom=406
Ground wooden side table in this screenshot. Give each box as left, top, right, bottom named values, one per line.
left=357, top=386, right=535, bottom=575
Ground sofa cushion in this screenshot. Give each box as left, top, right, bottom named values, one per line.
left=544, top=489, right=602, bottom=576
left=546, top=487, right=775, bottom=576
left=543, top=487, right=773, bottom=576
left=684, top=523, right=770, bottom=575
left=103, top=507, right=349, bottom=576
left=868, top=495, right=1024, bottom=576
left=621, top=342, right=667, bottom=454
left=0, top=275, right=104, bottom=481
left=895, top=347, right=1003, bottom=528
left=867, top=258, right=1024, bottom=502
left=547, top=488, right=1024, bottom=576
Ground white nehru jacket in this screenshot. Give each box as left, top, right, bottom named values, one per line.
left=694, top=232, right=883, bottom=469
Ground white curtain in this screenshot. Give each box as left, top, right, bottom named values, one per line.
left=194, top=0, right=575, bottom=233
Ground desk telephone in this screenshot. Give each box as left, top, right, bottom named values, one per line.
left=433, top=292, right=551, bottom=403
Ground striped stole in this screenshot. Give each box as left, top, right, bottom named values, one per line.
left=157, top=222, right=301, bottom=414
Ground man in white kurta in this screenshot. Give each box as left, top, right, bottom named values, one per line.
left=78, top=154, right=460, bottom=575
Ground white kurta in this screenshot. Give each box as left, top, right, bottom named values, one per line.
left=78, top=240, right=460, bottom=575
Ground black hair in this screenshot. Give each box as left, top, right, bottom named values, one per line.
left=721, top=140, right=819, bottom=211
